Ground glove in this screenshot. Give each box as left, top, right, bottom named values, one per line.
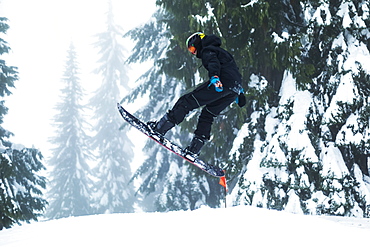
left=208, top=76, right=223, bottom=92
left=235, top=88, right=246, bottom=107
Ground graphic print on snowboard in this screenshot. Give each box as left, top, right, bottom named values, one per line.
left=117, top=103, right=225, bottom=177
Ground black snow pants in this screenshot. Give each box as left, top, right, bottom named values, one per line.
left=167, top=82, right=238, bottom=140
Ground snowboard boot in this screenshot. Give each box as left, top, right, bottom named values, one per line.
left=148, top=113, right=175, bottom=136
left=185, top=135, right=206, bottom=156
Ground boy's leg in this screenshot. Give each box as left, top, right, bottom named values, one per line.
left=194, top=91, right=237, bottom=140
left=186, top=89, right=237, bottom=155
left=152, top=89, right=204, bottom=136
left=168, top=82, right=215, bottom=124
left=157, top=82, right=236, bottom=138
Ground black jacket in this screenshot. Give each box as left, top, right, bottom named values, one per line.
left=196, top=35, right=242, bottom=92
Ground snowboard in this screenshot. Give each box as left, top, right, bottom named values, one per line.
left=117, top=103, right=225, bottom=178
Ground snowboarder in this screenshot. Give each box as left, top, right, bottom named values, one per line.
left=149, top=32, right=245, bottom=156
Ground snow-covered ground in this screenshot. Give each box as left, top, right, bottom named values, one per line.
left=1, top=205, right=369, bottom=247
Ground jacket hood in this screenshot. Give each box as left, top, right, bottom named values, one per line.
left=202, top=34, right=221, bottom=47
left=195, top=34, right=221, bottom=58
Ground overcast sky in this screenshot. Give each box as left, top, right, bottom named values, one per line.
left=0, top=0, right=155, bottom=158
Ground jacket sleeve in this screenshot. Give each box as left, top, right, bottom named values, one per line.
left=201, top=48, right=221, bottom=78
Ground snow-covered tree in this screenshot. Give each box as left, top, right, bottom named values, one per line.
left=127, top=0, right=370, bottom=216
left=46, top=43, right=94, bottom=219
left=230, top=0, right=370, bottom=217
left=0, top=17, right=47, bottom=229
left=90, top=1, right=135, bottom=214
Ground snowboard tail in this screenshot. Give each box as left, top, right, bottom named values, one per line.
left=117, top=103, right=225, bottom=177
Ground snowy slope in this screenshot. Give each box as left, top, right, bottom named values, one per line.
left=1, top=206, right=369, bottom=247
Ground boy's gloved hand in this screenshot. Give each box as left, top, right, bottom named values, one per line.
left=208, top=76, right=223, bottom=92
left=235, top=88, right=246, bottom=107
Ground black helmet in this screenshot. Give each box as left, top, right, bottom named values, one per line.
left=186, top=32, right=205, bottom=55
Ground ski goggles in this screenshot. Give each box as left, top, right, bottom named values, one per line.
left=187, top=45, right=197, bottom=55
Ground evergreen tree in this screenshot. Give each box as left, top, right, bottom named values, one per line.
left=231, top=0, right=370, bottom=216
left=127, top=0, right=370, bottom=216
left=125, top=0, right=293, bottom=211
left=91, top=2, right=135, bottom=214
left=0, top=17, right=47, bottom=229
left=46, top=43, right=94, bottom=219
